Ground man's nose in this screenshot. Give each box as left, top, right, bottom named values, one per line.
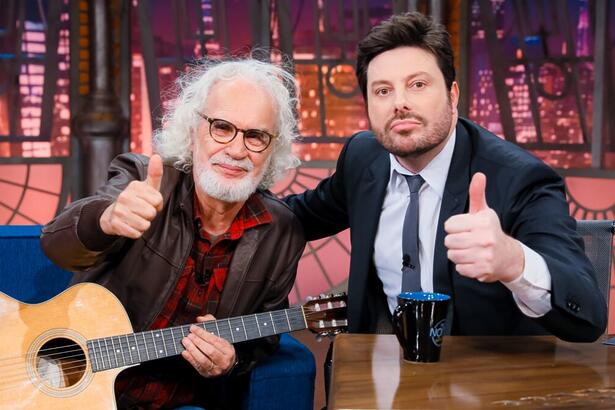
left=393, top=93, right=411, bottom=114
left=225, top=133, right=249, bottom=158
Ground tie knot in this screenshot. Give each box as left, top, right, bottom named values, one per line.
left=403, top=174, right=424, bottom=193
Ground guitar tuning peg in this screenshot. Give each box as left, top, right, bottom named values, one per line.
left=306, top=296, right=313, bottom=301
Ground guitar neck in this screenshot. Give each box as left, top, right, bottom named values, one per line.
left=86, top=306, right=306, bottom=372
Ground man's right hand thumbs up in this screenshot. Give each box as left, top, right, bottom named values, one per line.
left=443, top=172, right=524, bottom=284
left=468, top=171, right=488, bottom=214
left=100, top=154, right=165, bottom=239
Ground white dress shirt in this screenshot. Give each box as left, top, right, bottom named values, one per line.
left=373, top=130, right=553, bottom=317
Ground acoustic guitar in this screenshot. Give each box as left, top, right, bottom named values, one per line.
left=0, top=283, right=347, bottom=409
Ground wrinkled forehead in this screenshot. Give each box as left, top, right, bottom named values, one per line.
left=202, top=78, right=278, bottom=131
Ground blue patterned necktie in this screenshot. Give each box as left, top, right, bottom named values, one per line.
left=401, top=174, right=425, bottom=292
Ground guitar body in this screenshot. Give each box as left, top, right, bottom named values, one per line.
left=0, top=283, right=133, bottom=410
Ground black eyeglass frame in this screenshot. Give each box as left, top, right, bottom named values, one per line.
left=196, top=112, right=276, bottom=153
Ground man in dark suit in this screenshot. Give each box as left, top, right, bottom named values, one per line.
left=286, top=12, right=606, bottom=342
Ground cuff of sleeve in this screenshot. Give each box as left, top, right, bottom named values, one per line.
left=77, top=199, right=119, bottom=251
left=502, top=242, right=552, bottom=317
left=503, top=242, right=551, bottom=291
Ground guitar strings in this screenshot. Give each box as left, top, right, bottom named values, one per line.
left=0, top=306, right=347, bottom=390
left=0, top=330, right=348, bottom=389
left=0, top=308, right=346, bottom=378
left=0, top=306, right=343, bottom=364
left=0, top=306, right=345, bottom=378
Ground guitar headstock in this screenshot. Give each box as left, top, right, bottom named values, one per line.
left=302, top=293, right=348, bottom=337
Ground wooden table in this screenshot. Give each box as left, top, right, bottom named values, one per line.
left=329, top=334, right=615, bottom=409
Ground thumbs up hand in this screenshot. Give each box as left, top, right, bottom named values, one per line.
left=468, top=171, right=488, bottom=214
left=145, top=153, right=163, bottom=192
left=100, top=154, right=165, bottom=239
left=443, top=172, right=524, bottom=283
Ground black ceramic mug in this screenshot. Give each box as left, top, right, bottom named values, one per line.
left=392, top=292, right=450, bottom=363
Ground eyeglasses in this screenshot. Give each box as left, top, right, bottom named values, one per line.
left=196, top=112, right=275, bottom=153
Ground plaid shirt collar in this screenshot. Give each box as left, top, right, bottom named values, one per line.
left=194, top=192, right=273, bottom=241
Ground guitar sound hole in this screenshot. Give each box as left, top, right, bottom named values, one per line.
left=35, top=337, right=86, bottom=388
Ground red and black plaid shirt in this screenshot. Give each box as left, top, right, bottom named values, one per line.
left=115, top=193, right=272, bottom=409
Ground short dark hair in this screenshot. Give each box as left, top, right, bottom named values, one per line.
left=356, top=12, right=456, bottom=100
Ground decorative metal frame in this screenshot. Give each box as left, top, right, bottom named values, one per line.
left=0, top=0, right=71, bottom=221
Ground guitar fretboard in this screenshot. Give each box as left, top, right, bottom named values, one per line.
left=86, top=306, right=306, bottom=372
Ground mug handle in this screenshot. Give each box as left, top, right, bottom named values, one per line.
left=392, top=302, right=407, bottom=346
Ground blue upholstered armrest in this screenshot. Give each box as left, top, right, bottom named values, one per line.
left=0, top=225, right=72, bottom=302
left=0, top=225, right=316, bottom=409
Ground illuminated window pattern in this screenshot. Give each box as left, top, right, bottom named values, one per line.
left=467, top=0, right=614, bottom=168
left=1, top=13, right=71, bottom=157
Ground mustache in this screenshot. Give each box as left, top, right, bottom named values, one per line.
left=209, top=153, right=254, bottom=172
left=385, top=112, right=426, bottom=132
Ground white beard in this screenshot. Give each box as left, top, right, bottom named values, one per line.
left=194, top=152, right=269, bottom=203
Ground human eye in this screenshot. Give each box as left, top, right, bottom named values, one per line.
left=212, top=120, right=235, bottom=135
left=244, top=130, right=270, bottom=148
left=374, top=87, right=391, bottom=97
left=410, top=80, right=427, bottom=90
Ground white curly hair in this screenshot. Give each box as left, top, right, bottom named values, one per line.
left=153, top=57, right=300, bottom=189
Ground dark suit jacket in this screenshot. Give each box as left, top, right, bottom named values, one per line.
left=286, top=117, right=607, bottom=342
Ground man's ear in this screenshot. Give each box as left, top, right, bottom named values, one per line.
left=450, top=81, right=459, bottom=108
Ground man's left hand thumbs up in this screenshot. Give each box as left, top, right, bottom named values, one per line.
left=444, top=172, right=524, bottom=283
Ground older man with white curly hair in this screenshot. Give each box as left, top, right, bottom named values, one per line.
left=41, top=57, right=306, bottom=409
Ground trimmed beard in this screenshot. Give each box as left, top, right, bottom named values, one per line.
left=376, top=102, right=453, bottom=159
left=194, top=152, right=270, bottom=203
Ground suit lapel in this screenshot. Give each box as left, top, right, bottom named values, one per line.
left=432, top=122, right=472, bottom=297
left=354, top=150, right=390, bottom=256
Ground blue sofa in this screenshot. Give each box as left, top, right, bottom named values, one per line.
left=0, top=225, right=315, bottom=410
